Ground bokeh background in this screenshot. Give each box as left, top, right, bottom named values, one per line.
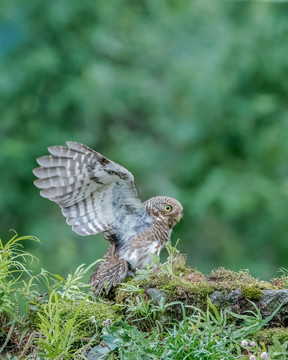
left=1, top=0, right=288, bottom=281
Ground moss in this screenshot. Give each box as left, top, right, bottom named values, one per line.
left=40, top=301, right=118, bottom=340
left=113, top=255, right=285, bottom=327
left=208, top=267, right=274, bottom=292
left=159, top=279, right=214, bottom=300
left=160, top=280, right=215, bottom=312
left=254, top=327, right=288, bottom=346
left=241, top=285, right=263, bottom=300
left=208, top=267, right=249, bottom=282
left=170, top=253, right=193, bottom=277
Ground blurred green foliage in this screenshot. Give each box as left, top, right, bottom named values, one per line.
left=1, top=0, right=288, bottom=279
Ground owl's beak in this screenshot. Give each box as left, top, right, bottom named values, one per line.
left=175, top=213, right=183, bottom=222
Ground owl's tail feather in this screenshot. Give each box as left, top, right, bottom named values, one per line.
left=89, top=253, right=128, bottom=295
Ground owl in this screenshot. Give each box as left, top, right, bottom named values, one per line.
left=33, top=142, right=183, bottom=294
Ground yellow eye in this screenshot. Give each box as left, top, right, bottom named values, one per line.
left=164, top=205, right=172, bottom=212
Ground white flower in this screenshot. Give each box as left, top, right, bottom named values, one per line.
left=261, top=352, right=268, bottom=359
left=102, top=318, right=112, bottom=326
left=250, top=341, right=256, bottom=346
left=242, top=340, right=248, bottom=346
left=250, top=356, right=256, bottom=360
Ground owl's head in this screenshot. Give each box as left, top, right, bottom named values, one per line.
left=144, top=196, right=183, bottom=229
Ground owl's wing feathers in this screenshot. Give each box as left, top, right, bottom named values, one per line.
left=33, top=141, right=150, bottom=239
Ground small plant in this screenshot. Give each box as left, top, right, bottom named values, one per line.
left=36, top=291, right=90, bottom=359
left=132, top=240, right=181, bottom=281
left=162, top=316, right=240, bottom=359
left=160, top=298, right=284, bottom=360
left=100, top=322, right=161, bottom=360
left=0, top=231, right=39, bottom=315
left=125, top=295, right=154, bottom=324
left=227, top=300, right=283, bottom=340
left=278, top=267, right=288, bottom=288
left=159, top=240, right=180, bottom=276
left=58, top=260, right=100, bottom=302
left=269, top=335, right=288, bottom=359
left=121, top=290, right=184, bottom=331
left=159, top=299, right=242, bottom=359
left=117, top=282, right=144, bottom=295
left=0, top=231, right=39, bottom=314
left=278, top=267, right=288, bottom=277
left=0, top=231, right=39, bottom=285
left=27, top=261, right=101, bottom=306
left=0, top=232, right=40, bottom=357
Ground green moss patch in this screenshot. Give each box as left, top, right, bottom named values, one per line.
left=39, top=301, right=118, bottom=340
left=241, top=285, right=263, bottom=300
left=254, top=327, right=288, bottom=346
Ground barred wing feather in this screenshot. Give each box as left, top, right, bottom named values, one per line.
left=33, top=141, right=147, bottom=238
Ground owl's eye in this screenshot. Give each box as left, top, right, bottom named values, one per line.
left=164, top=205, right=172, bottom=212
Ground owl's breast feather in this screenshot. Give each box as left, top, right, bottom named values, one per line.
left=119, top=239, right=163, bottom=270
left=118, top=221, right=171, bottom=270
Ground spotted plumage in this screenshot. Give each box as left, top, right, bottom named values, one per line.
left=33, top=141, right=183, bottom=294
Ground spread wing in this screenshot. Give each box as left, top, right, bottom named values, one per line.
left=33, top=141, right=150, bottom=240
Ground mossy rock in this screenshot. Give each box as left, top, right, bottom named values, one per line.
left=115, top=260, right=276, bottom=309
left=113, top=254, right=287, bottom=327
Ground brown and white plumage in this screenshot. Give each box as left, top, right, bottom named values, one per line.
left=33, top=142, right=183, bottom=294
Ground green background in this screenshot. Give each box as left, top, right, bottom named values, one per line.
left=1, top=0, right=288, bottom=280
